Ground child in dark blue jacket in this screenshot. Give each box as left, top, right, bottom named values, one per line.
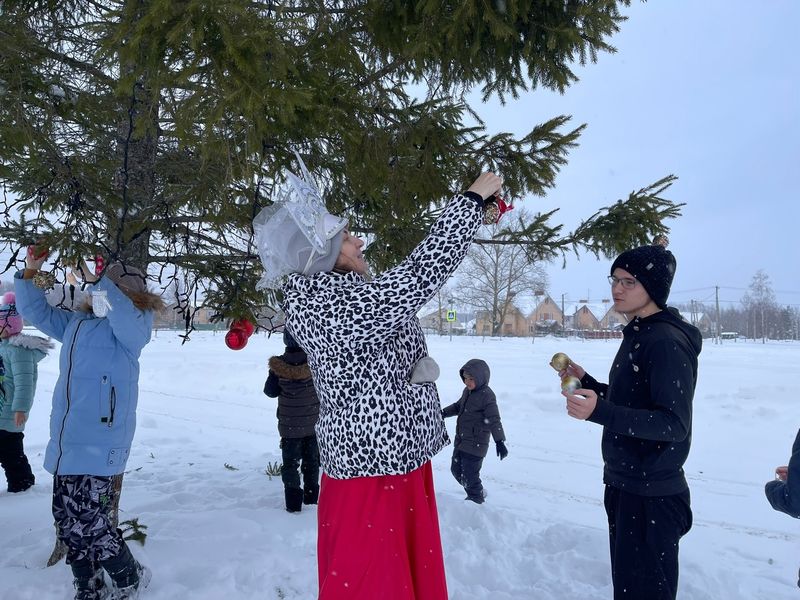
left=264, top=330, right=320, bottom=513
left=442, top=358, right=507, bottom=504
left=765, top=428, right=800, bottom=587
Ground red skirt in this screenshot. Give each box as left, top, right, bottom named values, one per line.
left=317, top=462, right=448, bottom=600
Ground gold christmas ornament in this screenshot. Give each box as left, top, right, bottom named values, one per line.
left=549, top=352, right=571, bottom=372
left=653, top=234, right=670, bottom=248
left=561, top=375, right=582, bottom=394
left=33, top=270, right=57, bottom=290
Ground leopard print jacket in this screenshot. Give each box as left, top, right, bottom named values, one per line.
left=283, top=192, right=484, bottom=479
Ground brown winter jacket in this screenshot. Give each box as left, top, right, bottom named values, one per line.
left=263, top=349, right=320, bottom=439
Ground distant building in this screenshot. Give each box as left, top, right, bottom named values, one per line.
left=677, top=310, right=714, bottom=334
left=599, top=300, right=626, bottom=330
left=475, top=304, right=528, bottom=337
left=419, top=306, right=469, bottom=335
left=527, top=295, right=564, bottom=333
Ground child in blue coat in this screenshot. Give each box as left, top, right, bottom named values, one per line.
left=15, top=256, right=163, bottom=600
left=0, top=291, right=53, bottom=492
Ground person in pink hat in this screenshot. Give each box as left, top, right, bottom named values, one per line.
left=0, top=290, right=53, bottom=493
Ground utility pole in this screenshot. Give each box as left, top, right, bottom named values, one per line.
left=561, top=293, right=566, bottom=333
left=715, top=285, right=721, bottom=344
left=448, top=296, right=454, bottom=342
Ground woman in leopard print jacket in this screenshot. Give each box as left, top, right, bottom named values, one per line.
left=265, top=171, right=501, bottom=599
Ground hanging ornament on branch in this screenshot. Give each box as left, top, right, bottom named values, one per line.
left=225, top=318, right=256, bottom=350
left=483, top=193, right=514, bottom=225
left=27, top=243, right=57, bottom=290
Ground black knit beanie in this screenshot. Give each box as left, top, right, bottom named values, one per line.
left=610, top=237, right=676, bottom=309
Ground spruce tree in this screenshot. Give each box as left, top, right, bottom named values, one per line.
left=0, top=0, right=682, bottom=327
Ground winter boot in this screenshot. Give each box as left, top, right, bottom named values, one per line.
left=285, top=487, right=304, bottom=513
left=465, top=489, right=487, bottom=504
left=71, top=559, right=110, bottom=600
left=303, top=483, right=319, bottom=505
left=100, top=543, right=151, bottom=599
left=3, top=450, right=35, bottom=492
left=7, top=475, right=35, bottom=493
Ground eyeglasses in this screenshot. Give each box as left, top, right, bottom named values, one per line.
left=608, top=275, right=638, bottom=289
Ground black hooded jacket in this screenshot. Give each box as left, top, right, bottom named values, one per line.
left=442, top=359, right=505, bottom=458
left=264, top=348, right=320, bottom=439
left=581, top=308, right=702, bottom=496
left=765, top=428, right=800, bottom=518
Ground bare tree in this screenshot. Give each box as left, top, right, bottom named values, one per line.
left=456, top=209, right=548, bottom=336
left=742, top=269, right=777, bottom=342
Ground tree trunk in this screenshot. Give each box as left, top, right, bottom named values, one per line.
left=49, top=1, right=158, bottom=565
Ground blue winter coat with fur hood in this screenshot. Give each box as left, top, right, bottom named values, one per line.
left=14, top=272, right=156, bottom=476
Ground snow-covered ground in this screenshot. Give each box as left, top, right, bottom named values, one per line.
left=1, top=330, right=798, bottom=599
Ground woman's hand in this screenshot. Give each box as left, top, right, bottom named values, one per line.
left=14, top=412, right=27, bottom=428
left=467, top=172, right=503, bottom=200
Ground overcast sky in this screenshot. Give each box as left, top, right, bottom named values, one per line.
left=472, top=0, right=799, bottom=310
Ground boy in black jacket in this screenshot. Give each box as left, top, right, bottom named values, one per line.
left=560, top=240, right=702, bottom=600
left=264, top=330, right=320, bottom=512
left=765, top=428, right=800, bottom=587
left=442, top=358, right=508, bottom=504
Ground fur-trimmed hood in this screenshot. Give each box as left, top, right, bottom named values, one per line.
left=268, top=355, right=312, bottom=381
left=5, top=333, right=54, bottom=357
left=80, top=288, right=165, bottom=313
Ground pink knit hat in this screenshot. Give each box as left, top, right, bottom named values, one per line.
left=0, top=292, right=23, bottom=336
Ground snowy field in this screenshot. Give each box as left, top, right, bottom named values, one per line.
left=1, top=330, right=798, bottom=599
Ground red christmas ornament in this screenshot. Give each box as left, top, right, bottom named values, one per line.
left=230, top=318, right=255, bottom=337
left=94, top=255, right=105, bottom=276
left=27, top=243, right=49, bottom=260
left=225, top=328, right=249, bottom=350
left=225, top=318, right=255, bottom=350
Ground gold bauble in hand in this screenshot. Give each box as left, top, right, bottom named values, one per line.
left=561, top=376, right=582, bottom=394
left=549, top=352, right=571, bottom=371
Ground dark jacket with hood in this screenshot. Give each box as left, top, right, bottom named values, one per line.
left=442, top=359, right=505, bottom=458
left=765, top=428, right=800, bottom=518
left=264, top=347, right=320, bottom=439
left=581, top=307, right=702, bottom=496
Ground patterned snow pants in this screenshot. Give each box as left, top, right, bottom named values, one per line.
left=52, top=475, right=124, bottom=564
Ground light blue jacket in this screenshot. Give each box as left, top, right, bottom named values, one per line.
left=14, top=272, right=153, bottom=475
left=0, top=334, right=51, bottom=433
